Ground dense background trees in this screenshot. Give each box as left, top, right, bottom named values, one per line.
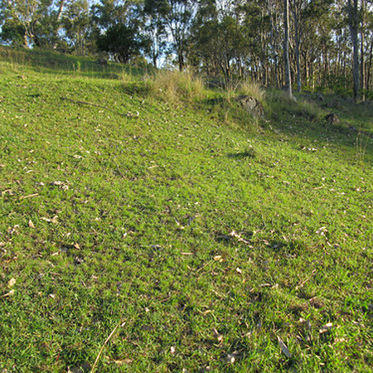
left=1, top=0, right=373, bottom=98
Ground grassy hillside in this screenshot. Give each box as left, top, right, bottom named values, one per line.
left=0, top=47, right=373, bottom=372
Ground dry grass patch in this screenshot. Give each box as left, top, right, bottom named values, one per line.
left=149, top=70, right=207, bottom=103
left=237, top=80, right=266, bottom=103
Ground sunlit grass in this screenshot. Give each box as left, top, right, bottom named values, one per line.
left=0, top=47, right=372, bottom=372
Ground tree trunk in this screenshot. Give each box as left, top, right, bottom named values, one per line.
left=366, top=37, right=373, bottom=90
left=348, top=0, right=360, bottom=102
left=292, top=2, right=301, bottom=92
left=360, top=0, right=366, bottom=100
left=284, top=0, right=293, bottom=98
left=295, top=34, right=301, bottom=92
left=53, top=0, right=66, bottom=49
left=178, top=51, right=184, bottom=71
left=23, top=34, right=29, bottom=48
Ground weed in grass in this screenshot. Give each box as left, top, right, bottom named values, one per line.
left=355, top=131, right=370, bottom=165
left=75, top=61, right=81, bottom=74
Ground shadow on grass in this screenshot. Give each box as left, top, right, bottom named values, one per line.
left=0, top=45, right=151, bottom=80
left=227, top=149, right=256, bottom=159
left=264, top=94, right=373, bottom=165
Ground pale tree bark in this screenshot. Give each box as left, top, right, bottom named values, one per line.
left=53, top=0, right=66, bottom=49
left=290, top=0, right=303, bottom=92
left=268, top=0, right=280, bottom=88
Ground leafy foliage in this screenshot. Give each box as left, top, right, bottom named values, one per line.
left=96, top=23, right=147, bottom=63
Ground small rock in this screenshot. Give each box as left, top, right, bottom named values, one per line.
left=235, top=95, right=264, bottom=118
left=325, top=113, right=340, bottom=124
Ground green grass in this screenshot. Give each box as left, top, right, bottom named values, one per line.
left=0, top=47, right=373, bottom=372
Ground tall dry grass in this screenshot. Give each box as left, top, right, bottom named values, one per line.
left=148, top=70, right=206, bottom=103
left=236, top=80, right=266, bottom=102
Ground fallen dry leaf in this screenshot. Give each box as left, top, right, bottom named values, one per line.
left=226, top=351, right=238, bottom=364
left=319, top=322, right=333, bottom=334
left=199, top=309, right=212, bottom=315
left=316, top=227, right=328, bottom=236
left=8, top=225, right=19, bottom=235
left=41, top=216, right=58, bottom=224
left=1, top=289, right=15, bottom=298
left=51, top=181, right=63, bottom=186
left=277, top=336, right=291, bottom=357
left=213, top=328, right=223, bottom=343
left=229, top=230, right=251, bottom=244
left=113, top=358, right=133, bottom=365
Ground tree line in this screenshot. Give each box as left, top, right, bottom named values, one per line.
left=1, top=0, right=373, bottom=99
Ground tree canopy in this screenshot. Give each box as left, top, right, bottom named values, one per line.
left=1, top=0, right=373, bottom=99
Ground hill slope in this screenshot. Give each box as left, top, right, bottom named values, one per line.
left=1, top=49, right=373, bottom=372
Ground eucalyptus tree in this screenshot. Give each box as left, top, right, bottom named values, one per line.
left=0, top=0, right=53, bottom=47
left=62, top=0, right=90, bottom=54
left=366, top=4, right=373, bottom=90
left=91, top=0, right=132, bottom=29
left=144, top=0, right=195, bottom=71
left=284, top=0, right=293, bottom=97
left=141, top=0, right=168, bottom=67
left=290, top=0, right=308, bottom=92
left=267, top=0, right=282, bottom=87
left=96, top=22, right=146, bottom=62
left=347, top=0, right=360, bottom=101
left=0, top=0, right=27, bottom=47
left=91, top=0, right=149, bottom=62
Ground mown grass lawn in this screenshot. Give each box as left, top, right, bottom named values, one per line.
left=0, top=48, right=373, bottom=372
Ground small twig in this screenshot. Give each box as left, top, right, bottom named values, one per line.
left=91, top=322, right=122, bottom=373
left=91, top=269, right=137, bottom=372
left=19, top=193, right=39, bottom=200
left=211, top=289, right=227, bottom=299
left=113, top=159, right=125, bottom=178
left=196, top=260, right=213, bottom=274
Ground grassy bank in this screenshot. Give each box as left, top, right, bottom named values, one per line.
left=0, top=48, right=373, bottom=372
